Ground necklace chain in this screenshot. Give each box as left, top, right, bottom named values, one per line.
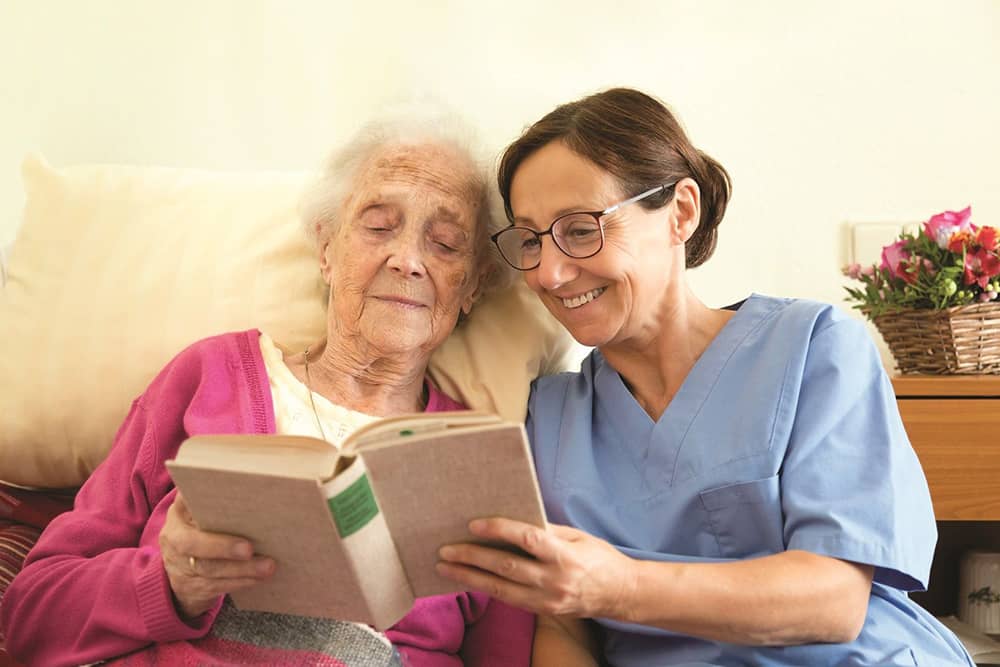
left=302, top=347, right=330, bottom=443
left=303, top=347, right=429, bottom=436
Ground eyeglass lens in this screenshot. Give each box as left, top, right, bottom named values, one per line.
left=496, top=214, right=602, bottom=269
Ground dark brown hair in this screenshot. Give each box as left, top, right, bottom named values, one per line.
left=497, top=88, right=731, bottom=268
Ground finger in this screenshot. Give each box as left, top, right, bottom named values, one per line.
left=435, top=561, right=549, bottom=614
left=172, top=527, right=255, bottom=563
left=172, top=492, right=195, bottom=524
left=189, top=555, right=276, bottom=580
left=468, top=518, right=560, bottom=562
left=439, top=543, right=546, bottom=587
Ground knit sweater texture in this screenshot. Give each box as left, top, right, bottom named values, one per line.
left=0, top=330, right=533, bottom=667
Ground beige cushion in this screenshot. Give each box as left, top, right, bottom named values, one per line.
left=0, top=155, right=576, bottom=489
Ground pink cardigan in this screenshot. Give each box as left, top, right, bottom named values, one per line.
left=0, top=330, right=533, bottom=667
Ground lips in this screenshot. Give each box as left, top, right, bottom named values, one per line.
left=373, top=295, right=427, bottom=307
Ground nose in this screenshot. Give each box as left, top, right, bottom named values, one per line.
left=385, top=230, right=427, bottom=278
left=533, top=236, right=575, bottom=290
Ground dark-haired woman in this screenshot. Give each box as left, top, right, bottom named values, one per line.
left=437, top=88, right=973, bottom=666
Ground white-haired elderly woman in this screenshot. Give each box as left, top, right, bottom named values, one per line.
left=0, top=115, right=532, bottom=667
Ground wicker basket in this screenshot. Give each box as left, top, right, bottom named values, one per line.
left=871, top=303, right=1000, bottom=374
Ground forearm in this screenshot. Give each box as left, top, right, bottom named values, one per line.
left=2, top=545, right=218, bottom=666
left=532, top=615, right=600, bottom=667
left=1, top=399, right=217, bottom=665
left=620, top=550, right=872, bottom=645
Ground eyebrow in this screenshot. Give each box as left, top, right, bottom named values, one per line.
left=430, top=205, right=462, bottom=225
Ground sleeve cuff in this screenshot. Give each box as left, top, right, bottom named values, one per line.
left=134, top=546, right=221, bottom=640
left=787, top=532, right=929, bottom=592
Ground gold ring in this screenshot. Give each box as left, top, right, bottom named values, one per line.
left=188, top=555, right=197, bottom=570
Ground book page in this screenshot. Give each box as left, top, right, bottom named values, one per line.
left=171, top=434, right=339, bottom=479
left=343, top=410, right=501, bottom=454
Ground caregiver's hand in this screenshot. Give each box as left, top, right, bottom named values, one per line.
left=436, top=518, right=637, bottom=619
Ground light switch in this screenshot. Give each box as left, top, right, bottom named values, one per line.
left=850, top=223, right=905, bottom=266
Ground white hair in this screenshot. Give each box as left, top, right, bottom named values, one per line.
left=299, top=104, right=514, bottom=296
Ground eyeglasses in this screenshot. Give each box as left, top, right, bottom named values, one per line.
left=491, top=183, right=675, bottom=271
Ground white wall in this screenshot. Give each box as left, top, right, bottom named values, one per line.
left=2, top=0, right=998, bottom=334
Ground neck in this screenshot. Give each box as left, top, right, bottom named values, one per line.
left=599, top=284, right=733, bottom=420
left=299, top=335, right=430, bottom=416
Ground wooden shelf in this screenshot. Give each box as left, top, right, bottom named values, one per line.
left=892, top=374, right=1000, bottom=398
left=892, top=375, right=1000, bottom=521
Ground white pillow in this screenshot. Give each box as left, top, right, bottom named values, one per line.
left=0, top=155, right=575, bottom=489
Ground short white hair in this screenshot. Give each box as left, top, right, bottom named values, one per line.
left=299, top=104, right=514, bottom=296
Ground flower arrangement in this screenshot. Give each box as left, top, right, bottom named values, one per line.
left=843, top=206, right=1000, bottom=318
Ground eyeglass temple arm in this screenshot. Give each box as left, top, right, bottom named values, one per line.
left=601, top=183, right=675, bottom=215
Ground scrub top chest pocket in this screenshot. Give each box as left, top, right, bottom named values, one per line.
left=699, top=474, right=785, bottom=559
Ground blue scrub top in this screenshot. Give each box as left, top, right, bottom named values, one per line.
left=527, top=294, right=973, bottom=666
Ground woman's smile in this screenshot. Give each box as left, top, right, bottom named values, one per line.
left=557, top=286, right=606, bottom=310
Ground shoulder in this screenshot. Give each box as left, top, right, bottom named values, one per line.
left=745, top=296, right=886, bottom=407
left=531, top=349, right=598, bottom=402
left=171, top=329, right=262, bottom=363
left=742, top=294, right=874, bottom=362
left=141, top=329, right=262, bottom=400
left=745, top=293, right=856, bottom=337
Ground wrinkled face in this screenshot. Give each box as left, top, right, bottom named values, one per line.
left=321, top=143, right=482, bottom=356
left=509, top=140, right=675, bottom=348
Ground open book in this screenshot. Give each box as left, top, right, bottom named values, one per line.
left=165, top=411, right=546, bottom=629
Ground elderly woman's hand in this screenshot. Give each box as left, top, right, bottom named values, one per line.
left=436, top=518, right=638, bottom=620
left=159, top=493, right=276, bottom=619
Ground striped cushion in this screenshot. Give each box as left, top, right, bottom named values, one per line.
left=0, top=519, right=42, bottom=646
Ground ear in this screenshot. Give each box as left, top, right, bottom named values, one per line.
left=461, top=265, right=489, bottom=315
left=318, top=239, right=334, bottom=284
left=670, top=177, right=701, bottom=245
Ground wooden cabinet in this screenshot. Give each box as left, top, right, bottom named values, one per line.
left=892, top=375, right=1000, bottom=521
left=892, top=375, right=1000, bottom=615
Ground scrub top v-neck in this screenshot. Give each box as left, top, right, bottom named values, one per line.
left=527, top=293, right=973, bottom=666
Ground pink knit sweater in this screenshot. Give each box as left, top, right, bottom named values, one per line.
left=0, top=330, right=533, bottom=667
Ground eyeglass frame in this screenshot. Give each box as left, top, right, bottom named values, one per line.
left=490, top=182, right=677, bottom=271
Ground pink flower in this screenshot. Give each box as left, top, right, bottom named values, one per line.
left=842, top=263, right=863, bottom=279
left=963, top=248, right=1000, bottom=289
left=861, top=265, right=876, bottom=277
left=924, top=206, right=973, bottom=248
left=881, top=240, right=916, bottom=284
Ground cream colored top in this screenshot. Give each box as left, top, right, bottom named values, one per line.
left=258, top=332, right=380, bottom=449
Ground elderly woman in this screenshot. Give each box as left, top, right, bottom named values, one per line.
left=0, top=115, right=532, bottom=666
left=436, top=88, right=974, bottom=666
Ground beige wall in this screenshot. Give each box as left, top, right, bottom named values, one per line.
left=2, top=0, right=998, bottom=325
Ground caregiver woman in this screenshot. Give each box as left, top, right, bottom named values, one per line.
left=436, top=87, right=973, bottom=666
